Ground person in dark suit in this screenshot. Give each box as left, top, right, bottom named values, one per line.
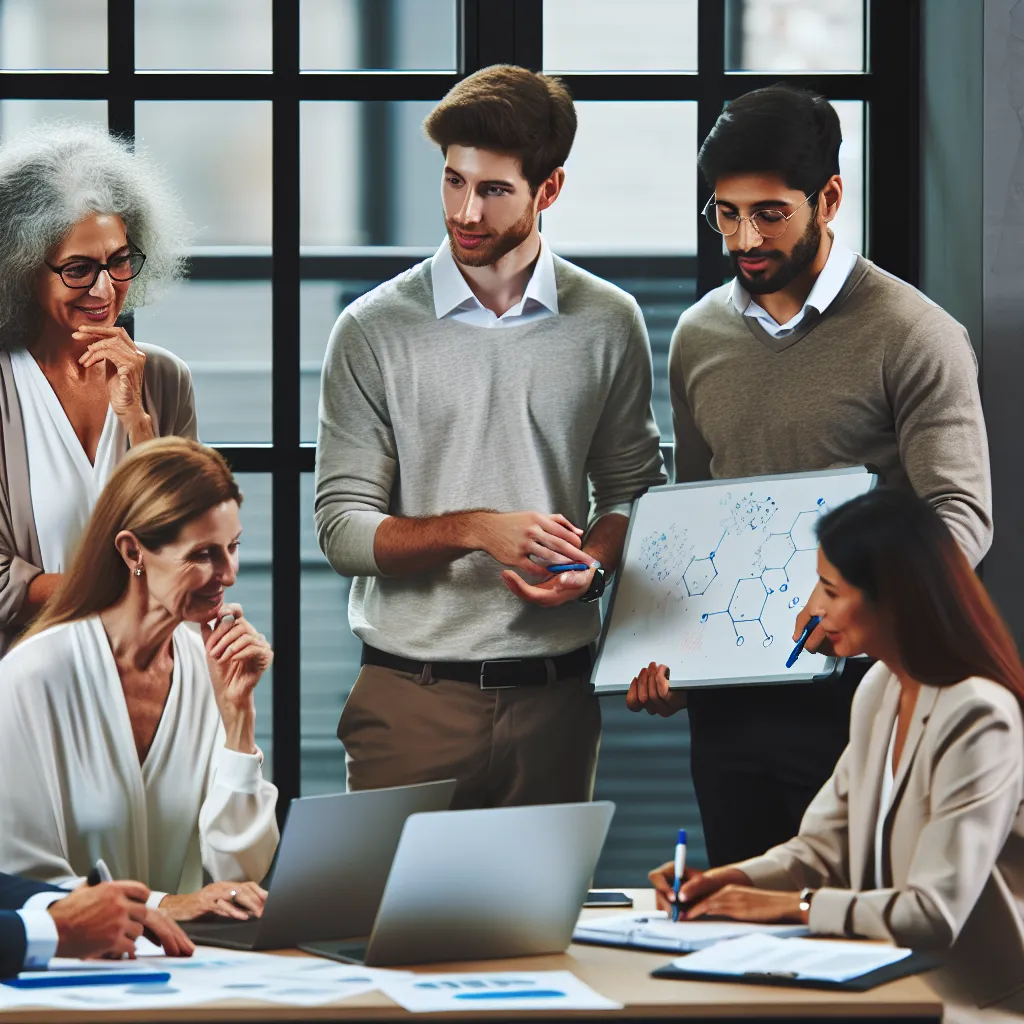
left=0, top=871, right=192, bottom=976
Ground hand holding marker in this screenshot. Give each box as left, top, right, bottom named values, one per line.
left=786, top=615, right=821, bottom=668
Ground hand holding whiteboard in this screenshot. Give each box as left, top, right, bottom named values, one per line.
left=591, top=467, right=877, bottom=695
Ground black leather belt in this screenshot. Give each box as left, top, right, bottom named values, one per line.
left=361, top=643, right=593, bottom=690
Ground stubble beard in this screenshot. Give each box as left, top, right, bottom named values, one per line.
left=731, top=215, right=822, bottom=295
left=446, top=204, right=537, bottom=268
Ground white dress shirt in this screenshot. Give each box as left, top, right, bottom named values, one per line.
left=9, top=348, right=127, bottom=573
left=731, top=237, right=857, bottom=338
left=874, top=718, right=898, bottom=890
left=431, top=235, right=558, bottom=328
left=15, top=891, right=64, bottom=970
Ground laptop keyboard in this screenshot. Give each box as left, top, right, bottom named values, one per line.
left=183, top=919, right=261, bottom=944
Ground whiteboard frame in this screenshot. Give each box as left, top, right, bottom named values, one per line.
left=592, top=466, right=879, bottom=696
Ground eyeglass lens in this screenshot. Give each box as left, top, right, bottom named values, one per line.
left=704, top=205, right=791, bottom=239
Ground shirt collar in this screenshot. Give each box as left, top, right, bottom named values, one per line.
left=730, top=236, right=857, bottom=327
left=431, top=235, right=559, bottom=321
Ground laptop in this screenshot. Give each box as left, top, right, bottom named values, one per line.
left=183, top=779, right=457, bottom=950
left=299, top=800, right=615, bottom=966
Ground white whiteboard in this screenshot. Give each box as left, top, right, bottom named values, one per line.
left=592, top=468, right=876, bottom=694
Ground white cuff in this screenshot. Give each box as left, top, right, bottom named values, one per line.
left=147, top=890, right=169, bottom=910
left=21, top=891, right=67, bottom=911
left=15, top=910, right=59, bottom=969
left=212, top=745, right=265, bottom=794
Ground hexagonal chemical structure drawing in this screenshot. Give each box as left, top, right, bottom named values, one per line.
left=683, top=557, right=717, bottom=597
left=760, top=566, right=789, bottom=596
left=790, top=510, right=821, bottom=551
left=760, top=532, right=796, bottom=570
left=728, top=577, right=768, bottom=622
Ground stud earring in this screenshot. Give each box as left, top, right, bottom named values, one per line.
left=133, top=565, right=144, bottom=577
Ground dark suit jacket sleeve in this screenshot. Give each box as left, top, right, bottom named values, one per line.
left=0, top=911, right=27, bottom=978
left=0, top=871, right=62, bottom=911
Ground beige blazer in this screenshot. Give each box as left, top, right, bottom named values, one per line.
left=0, top=344, right=197, bottom=655
left=738, top=663, right=1024, bottom=1008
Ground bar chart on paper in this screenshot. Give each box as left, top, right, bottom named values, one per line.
left=592, top=468, right=876, bottom=694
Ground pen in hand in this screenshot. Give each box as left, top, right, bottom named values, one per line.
left=672, top=830, right=687, bottom=923
left=86, top=859, right=113, bottom=887
left=786, top=616, right=821, bottom=669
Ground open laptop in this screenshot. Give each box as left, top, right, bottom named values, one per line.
left=299, top=800, right=615, bottom=966
left=183, top=779, right=457, bottom=950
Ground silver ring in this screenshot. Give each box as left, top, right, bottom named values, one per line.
left=229, top=890, right=238, bottom=899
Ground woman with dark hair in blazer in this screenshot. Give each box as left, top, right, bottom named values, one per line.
left=636, top=488, right=1024, bottom=1019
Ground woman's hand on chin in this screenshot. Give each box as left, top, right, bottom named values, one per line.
left=160, top=882, right=268, bottom=922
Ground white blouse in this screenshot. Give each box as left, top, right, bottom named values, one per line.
left=0, top=616, right=279, bottom=902
left=874, top=718, right=898, bottom=889
left=9, top=348, right=126, bottom=572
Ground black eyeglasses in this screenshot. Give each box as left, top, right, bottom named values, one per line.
left=45, top=248, right=147, bottom=290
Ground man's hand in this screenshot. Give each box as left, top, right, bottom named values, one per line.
left=625, top=662, right=686, bottom=717
left=471, top=512, right=591, bottom=572
left=792, top=590, right=832, bottom=656
left=48, top=881, right=150, bottom=960
left=141, top=907, right=195, bottom=957
left=501, top=565, right=593, bottom=608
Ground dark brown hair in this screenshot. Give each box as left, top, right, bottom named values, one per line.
left=423, top=64, right=577, bottom=192
left=817, top=488, right=1024, bottom=702
left=22, top=437, right=242, bottom=643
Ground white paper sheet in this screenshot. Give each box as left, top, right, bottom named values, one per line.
left=673, top=933, right=912, bottom=983
left=574, top=911, right=810, bottom=951
left=378, top=970, right=622, bottom=1013
left=0, top=944, right=410, bottom=1011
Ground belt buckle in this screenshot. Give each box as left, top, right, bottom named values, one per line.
left=479, top=659, right=522, bottom=690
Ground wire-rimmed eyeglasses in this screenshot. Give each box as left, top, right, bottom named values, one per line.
left=45, top=248, right=147, bottom=290
left=702, top=190, right=820, bottom=240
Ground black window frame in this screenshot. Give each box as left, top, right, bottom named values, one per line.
left=0, top=0, right=921, bottom=819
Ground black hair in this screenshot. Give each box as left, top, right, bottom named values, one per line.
left=697, top=84, right=842, bottom=197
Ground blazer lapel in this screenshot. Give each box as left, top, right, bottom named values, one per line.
left=851, top=674, right=899, bottom=888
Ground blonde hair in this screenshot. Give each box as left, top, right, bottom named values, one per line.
left=23, top=438, right=242, bottom=643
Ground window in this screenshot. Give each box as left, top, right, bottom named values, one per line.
left=3, top=0, right=918, bottom=883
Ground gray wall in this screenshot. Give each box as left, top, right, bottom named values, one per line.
left=921, top=0, right=1024, bottom=640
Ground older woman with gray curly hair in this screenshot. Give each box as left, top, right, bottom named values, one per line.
left=0, top=123, right=196, bottom=653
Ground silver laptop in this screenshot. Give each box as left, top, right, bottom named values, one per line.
left=299, top=800, right=615, bottom=966
left=183, top=779, right=457, bottom=950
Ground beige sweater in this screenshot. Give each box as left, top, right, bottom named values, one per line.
left=669, top=256, right=992, bottom=566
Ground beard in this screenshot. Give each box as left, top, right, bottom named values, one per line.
left=730, top=215, right=822, bottom=295
left=445, top=203, right=536, bottom=268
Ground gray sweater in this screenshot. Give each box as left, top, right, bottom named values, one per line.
left=669, top=256, right=992, bottom=566
left=315, top=255, right=667, bottom=661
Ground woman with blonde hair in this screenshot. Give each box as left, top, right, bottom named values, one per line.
left=0, top=438, right=279, bottom=923
left=0, top=122, right=196, bottom=654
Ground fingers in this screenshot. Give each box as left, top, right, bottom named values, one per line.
left=212, top=898, right=251, bottom=921
left=791, top=604, right=812, bottom=641
left=625, top=674, right=642, bottom=712
left=550, top=514, right=584, bottom=537
left=647, top=860, right=675, bottom=898
left=111, top=880, right=151, bottom=904
left=207, top=621, right=252, bottom=659
left=804, top=620, right=829, bottom=654
left=144, top=910, right=195, bottom=958
left=230, top=884, right=265, bottom=917
left=631, top=664, right=676, bottom=716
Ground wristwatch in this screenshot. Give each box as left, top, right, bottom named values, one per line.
left=578, top=567, right=607, bottom=603
left=799, top=887, right=816, bottom=916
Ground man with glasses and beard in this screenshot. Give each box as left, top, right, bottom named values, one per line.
left=626, top=84, right=992, bottom=866
left=315, top=65, right=665, bottom=809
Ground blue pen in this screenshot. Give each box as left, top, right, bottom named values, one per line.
left=671, top=829, right=687, bottom=923
left=547, top=563, right=590, bottom=573
left=3, top=971, right=171, bottom=989
left=786, top=616, right=821, bottom=668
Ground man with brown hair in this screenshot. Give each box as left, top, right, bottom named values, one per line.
left=315, top=65, right=665, bottom=808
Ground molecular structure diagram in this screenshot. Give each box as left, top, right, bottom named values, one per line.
left=699, top=498, right=827, bottom=648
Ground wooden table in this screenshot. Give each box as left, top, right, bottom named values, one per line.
left=0, top=890, right=943, bottom=1022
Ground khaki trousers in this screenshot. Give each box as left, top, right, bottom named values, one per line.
left=338, top=664, right=602, bottom=809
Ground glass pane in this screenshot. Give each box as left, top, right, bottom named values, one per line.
left=543, top=0, right=697, bottom=72
left=727, top=0, right=864, bottom=72
left=542, top=102, right=697, bottom=255
left=301, top=101, right=442, bottom=247
left=300, top=0, right=457, bottom=71
left=136, top=101, right=272, bottom=247
left=135, top=0, right=272, bottom=71
left=0, top=101, right=107, bottom=137
left=0, top=0, right=107, bottom=70
left=232, top=473, right=274, bottom=779
left=134, top=280, right=271, bottom=443
left=832, top=100, right=864, bottom=255
left=301, top=472, right=357, bottom=795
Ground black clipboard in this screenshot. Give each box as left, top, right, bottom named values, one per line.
left=651, top=952, right=941, bottom=991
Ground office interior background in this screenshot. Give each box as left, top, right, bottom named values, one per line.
left=0, top=0, right=1019, bottom=884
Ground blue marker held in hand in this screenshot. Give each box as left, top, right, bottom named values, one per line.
left=547, top=563, right=590, bottom=574
left=786, top=616, right=821, bottom=668
left=671, top=829, right=687, bottom=923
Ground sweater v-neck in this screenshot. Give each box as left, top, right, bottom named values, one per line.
left=739, top=257, right=873, bottom=353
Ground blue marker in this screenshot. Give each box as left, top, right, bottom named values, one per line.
left=786, top=616, right=821, bottom=668
left=3, top=971, right=171, bottom=989
left=671, top=829, right=687, bottom=923
left=547, top=562, right=593, bottom=574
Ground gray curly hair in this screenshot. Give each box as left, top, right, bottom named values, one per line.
left=0, top=122, right=190, bottom=350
